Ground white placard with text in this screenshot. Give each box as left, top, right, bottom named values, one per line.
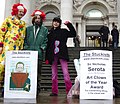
left=80, top=50, right=113, bottom=99
left=4, top=51, right=38, bottom=99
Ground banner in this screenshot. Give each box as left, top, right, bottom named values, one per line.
left=4, top=51, right=38, bottom=99
left=80, top=50, right=113, bottom=99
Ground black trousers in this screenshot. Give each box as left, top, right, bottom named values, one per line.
left=37, top=60, right=42, bottom=94
left=102, top=39, right=108, bottom=47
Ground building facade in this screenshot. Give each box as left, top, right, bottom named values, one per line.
left=4, top=0, right=120, bottom=47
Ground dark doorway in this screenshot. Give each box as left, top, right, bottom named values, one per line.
left=86, top=25, right=102, bottom=47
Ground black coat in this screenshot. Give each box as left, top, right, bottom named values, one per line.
left=99, top=25, right=110, bottom=41
left=111, top=28, right=119, bottom=44
left=45, top=23, right=76, bottom=64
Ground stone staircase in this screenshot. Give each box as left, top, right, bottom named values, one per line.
left=0, top=47, right=120, bottom=93
left=41, top=47, right=120, bottom=91
left=41, top=61, right=76, bottom=90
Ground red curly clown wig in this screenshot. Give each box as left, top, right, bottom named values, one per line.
left=11, top=3, right=27, bottom=16
left=31, top=10, right=46, bottom=21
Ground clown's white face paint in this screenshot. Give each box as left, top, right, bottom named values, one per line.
left=16, top=6, right=24, bottom=20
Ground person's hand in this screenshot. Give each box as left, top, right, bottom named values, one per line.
left=0, top=47, right=3, bottom=54
left=45, top=60, right=49, bottom=64
left=64, top=21, right=70, bottom=25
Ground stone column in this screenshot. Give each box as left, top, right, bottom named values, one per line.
left=4, top=0, right=18, bottom=18
left=78, top=22, right=82, bottom=46
left=61, top=0, right=74, bottom=47
left=117, top=0, right=120, bottom=46
left=61, top=0, right=73, bottom=23
left=0, top=0, right=6, bottom=25
left=20, top=0, right=36, bottom=26
left=81, top=19, right=86, bottom=47
left=117, top=0, right=120, bottom=29
left=109, top=22, right=113, bottom=33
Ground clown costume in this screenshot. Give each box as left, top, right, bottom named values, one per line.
left=0, top=3, right=27, bottom=83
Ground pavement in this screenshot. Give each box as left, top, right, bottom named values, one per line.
left=0, top=91, right=120, bottom=104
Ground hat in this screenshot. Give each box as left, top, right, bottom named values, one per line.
left=31, top=10, right=46, bottom=20
left=53, top=17, right=62, bottom=25
left=11, top=3, right=27, bottom=16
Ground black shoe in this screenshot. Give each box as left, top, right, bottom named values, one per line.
left=50, top=93, right=58, bottom=96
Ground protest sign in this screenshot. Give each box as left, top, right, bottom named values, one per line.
left=80, top=50, right=112, bottom=99
left=4, top=51, right=38, bottom=99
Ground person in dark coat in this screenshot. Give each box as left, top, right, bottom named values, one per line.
left=111, top=25, right=119, bottom=49
left=73, top=35, right=80, bottom=47
left=24, top=10, right=48, bottom=95
left=45, top=17, right=76, bottom=96
left=99, top=22, right=110, bottom=47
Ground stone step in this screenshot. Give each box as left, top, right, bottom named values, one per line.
left=41, top=86, right=66, bottom=90
left=41, top=73, right=77, bottom=77
left=41, top=47, right=120, bottom=90
left=41, top=77, right=76, bottom=80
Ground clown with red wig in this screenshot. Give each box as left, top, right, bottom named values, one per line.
left=0, top=3, right=27, bottom=83
left=24, top=9, right=48, bottom=95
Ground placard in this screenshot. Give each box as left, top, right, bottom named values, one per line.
left=4, top=51, right=38, bottom=99
left=80, top=50, right=113, bottom=99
